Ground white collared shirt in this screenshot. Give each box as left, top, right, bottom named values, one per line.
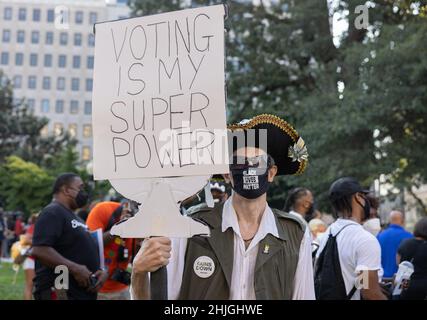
left=162, top=196, right=315, bottom=300
left=222, top=197, right=279, bottom=299
left=315, top=218, right=382, bottom=300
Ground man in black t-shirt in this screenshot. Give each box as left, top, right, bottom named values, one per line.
left=32, top=173, right=108, bottom=300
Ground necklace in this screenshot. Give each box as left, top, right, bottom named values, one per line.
left=243, top=235, right=255, bottom=242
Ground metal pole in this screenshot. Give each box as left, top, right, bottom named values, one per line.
left=150, top=266, right=168, bottom=300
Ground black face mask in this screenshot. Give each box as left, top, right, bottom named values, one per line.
left=356, top=196, right=370, bottom=221
left=75, top=190, right=89, bottom=208
left=231, top=167, right=270, bottom=200
left=305, top=202, right=316, bottom=222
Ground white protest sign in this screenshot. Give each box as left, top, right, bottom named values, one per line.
left=92, top=5, right=228, bottom=180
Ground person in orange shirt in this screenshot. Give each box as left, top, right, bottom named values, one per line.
left=86, top=201, right=136, bottom=300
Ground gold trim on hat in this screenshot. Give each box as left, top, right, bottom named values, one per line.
left=228, top=114, right=299, bottom=141
left=228, top=114, right=308, bottom=175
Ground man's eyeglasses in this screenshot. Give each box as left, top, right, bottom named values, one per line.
left=229, top=154, right=273, bottom=173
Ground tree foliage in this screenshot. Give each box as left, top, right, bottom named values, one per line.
left=0, top=156, right=53, bottom=215
left=0, top=72, right=83, bottom=215
left=128, top=0, right=427, bottom=212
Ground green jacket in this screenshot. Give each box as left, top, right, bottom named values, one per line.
left=178, top=203, right=306, bottom=300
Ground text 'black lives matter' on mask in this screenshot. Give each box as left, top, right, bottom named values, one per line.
left=230, top=154, right=272, bottom=200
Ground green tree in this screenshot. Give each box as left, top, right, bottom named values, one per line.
left=129, top=0, right=427, bottom=213
left=0, top=156, right=53, bottom=216
left=47, top=145, right=112, bottom=204
left=337, top=4, right=427, bottom=213
left=49, top=144, right=81, bottom=175
left=129, top=0, right=337, bottom=209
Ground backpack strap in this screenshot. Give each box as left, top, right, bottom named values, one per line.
left=335, top=223, right=359, bottom=299
left=311, top=242, right=320, bottom=261
left=347, top=285, right=357, bottom=300
left=333, top=222, right=358, bottom=237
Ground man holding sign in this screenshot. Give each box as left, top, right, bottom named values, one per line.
left=92, top=5, right=314, bottom=299
left=131, top=114, right=315, bottom=299
left=92, top=5, right=229, bottom=180
left=92, top=4, right=231, bottom=300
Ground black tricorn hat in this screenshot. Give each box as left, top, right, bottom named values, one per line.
left=227, top=114, right=308, bottom=176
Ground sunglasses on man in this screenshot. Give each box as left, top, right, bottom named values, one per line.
left=229, top=154, right=274, bottom=174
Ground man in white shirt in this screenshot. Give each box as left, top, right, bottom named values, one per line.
left=284, top=187, right=315, bottom=223
left=130, top=114, right=315, bottom=300
left=315, top=177, right=387, bottom=300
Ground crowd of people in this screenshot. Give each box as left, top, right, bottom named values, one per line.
left=0, top=114, right=426, bottom=300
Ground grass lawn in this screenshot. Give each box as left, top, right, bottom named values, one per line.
left=0, top=261, right=25, bottom=300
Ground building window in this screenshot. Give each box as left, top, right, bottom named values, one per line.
left=88, top=34, right=95, bottom=47
left=75, top=11, right=83, bottom=24
left=27, top=99, right=35, bottom=111
left=3, top=7, right=12, bottom=20
left=44, top=54, right=52, bottom=67
left=30, top=53, right=38, bottom=66
left=13, top=97, right=22, bottom=106
left=31, top=31, right=40, bottom=44
left=89, top=12, right=97, bottom=25
left=17, top=30, right=25, bottom=43
left=55, top=100, right=64, bottom=114
left=57, top=77, right=65, bottom=90
left=28, top=76, right=37, bottom=89
left=68, top=124, right=77, bottom=138
left=1, top=52, right=9, bottom=65
left=13, top=75, right=22, bottom=89
left=15, top=53, right=24, bottom=66
left=33, top=9, right=41, bottom=21
left=2, top=30, right=11, bottom=43
left=74, top=33, right=82, bottom=46
left=18, top=8, right=26, bottom=21
left=54, top=123, right=63, bottom=136
left=41, top=99, right=50, bottom=113
left=45, top=31, right=54, bottom=45
left=86, top=79, right=93, bottom=92
left=84, top=101, right=92, bottom=115
left=42, top=77, right=51, bottom=90
left=72, top=56, right=81, bottom=69
left=58, top=55, right=67, bottom=68
left=70, top=100, right=79, bottom=114
left=60, top=32, right=68, bottom=46
left=82, top=146, right=91, bottom=161
left=71, top=78, right=80, bottom=91
left=87, top=56, right=94, bottom=69
left=83, top=124, right=92, bottom=138
left=47, top=9, right=54, bottom=23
